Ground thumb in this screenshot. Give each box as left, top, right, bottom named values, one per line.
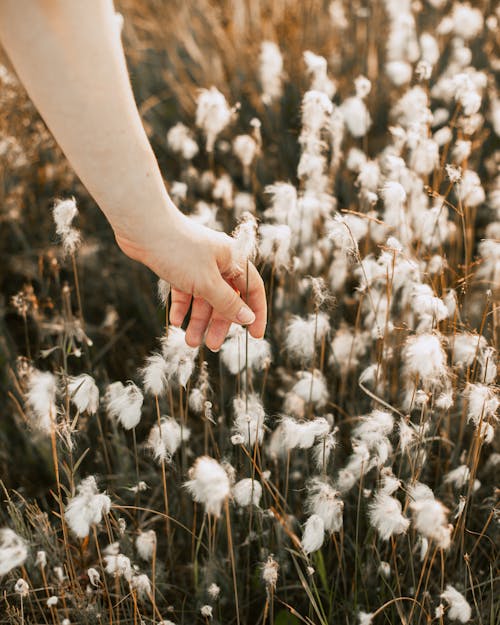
left=202, top=272, right=256, bottom=326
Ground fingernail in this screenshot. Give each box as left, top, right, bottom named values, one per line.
left=237, top=306, right=256, bottom=325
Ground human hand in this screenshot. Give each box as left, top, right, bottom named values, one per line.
left=115, top=209, right=267, bottom=351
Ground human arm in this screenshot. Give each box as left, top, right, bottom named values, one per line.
left=0, top=0, right=266, bottom=350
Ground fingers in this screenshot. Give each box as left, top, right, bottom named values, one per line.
left=199, top=270, right=257, bottom=328
left=205, top=312, right=232, bottom=352
left=185, top=297, right=213, bottom=347
left=231, top=261, right=267, bottom=339
left=170, top=288, right=192, bottom=327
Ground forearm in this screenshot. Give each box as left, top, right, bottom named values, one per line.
left=0, top=0, right=175, bottom=239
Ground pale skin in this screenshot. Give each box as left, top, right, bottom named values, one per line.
left=0, top=0, right=266, bottom=351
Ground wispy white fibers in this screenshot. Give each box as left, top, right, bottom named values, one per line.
left=351, top=410, right=394, bottom=467
left=259, top=41, right=284, bottom=105
left=456, top=170, right=485, bottom=207
left=402, top=333, right=448, bottom=387
left=301, top=514, right=325, bottom=554
left=340, top=76, right=372, bottom=138
left=306, top=478, right=343, bottom=533
left=0, top=529, right=28, bottom=576
left=368, top=492, right=409, bottom=541
left=140, top=352, right=168, bottom=396
left=166, top=122, right=199, bottom=160
left=330, top=324, right=367, bottom=373
left=280, top=416, right=330, bottom=452
left=161, top=327, right=198, bottom=387
left=409, top=484, right=452, bottom=549
left=68, top=374, right=99, bottom=414
left=130, top=574, right=152, bottom=600
left=188, top=361, right=211, bottom=414
left=233, top=132, right=259, bottom=180
left=26, top=369, right=57, bottom=433
left=185, top=456, right=231, bottom=517
left=258, top=223, right=292, bottom=270
left=232, top=393, right=266, bottom=446
left=291, top=370, right=329, bottom=407
left=451, top=332, right=487, bottom=369
left=105, top=381, right=143, bottom=430
left=262, top=555, right=279, bottom=590
left=14, top=578, right=29, bottom=596
left=444, top=465, right=479, bottom=491
left=231, top=211, right=258, bottom=271
left=157, top=279, right=171, bottom=308
left=53, top=197, right=81, bottom=255
left=195, top=87, right=233, bottom=153
left=146, top=416, right=189, bottom=463
left=104, top=553, right=133, bottom=581
left=232, top=478, right=262, bottom=507
left=303, top=51, right=336, bottom=98
left=312, top=431, right=337, bottom=470
left=65, top=476, right=111, bottom=538
left=440, top=585, right=472, bottom=623
left=327, top=213, right=367, bottom=256
left=464, top=383, right=498, bottom=443
left=136, top=530, right=157, bottom=561
left=285, top=313, right=330, bottom=363
left=221, top=324, right=271, bottom=375
left=213, top=173, right=234, bottom=209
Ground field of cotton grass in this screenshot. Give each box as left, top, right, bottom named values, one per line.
left=1, top=1, right=499, bottom=624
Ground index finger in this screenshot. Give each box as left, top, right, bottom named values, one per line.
left=232, top=261, right=267, bottom=339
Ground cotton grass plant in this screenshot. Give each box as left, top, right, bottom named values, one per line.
left=1, top=1, right=499, bottom=624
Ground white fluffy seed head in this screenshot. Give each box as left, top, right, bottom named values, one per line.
left=441, top=585, right=472, bottom=623
left=166, top=122, right=199, bottom=160
left=262, top=555, right=279, bottom=589
left=87, top=567, right=101, bottom=587
left=402, top=333, right=448, bottom=386
left=259, top=41, right=284, bottom=105
left=104, top=553, right=132, bottom=581
left=105, top=381, right=143, bottom=430
left=301, top=514, right=325, bottom=554
left=68, top=374, right=99, bottom=414
left=64, top=476, right=111, bottom=539
left=185, top=456, right=231, bottom=517
left=280, top=416, right=330, bottom=451
left=285, top=313, right=330, bottom=363
left=341, top=96, right=371, bottom=137
left=258, top=223, right=292, bottom=269
left=14, top=578, right=29, bottom=596
left=140, top=353, right=168, bottom=396
left=233, top=134, right=258, bottom=169
left=306, top=478, right=343, bottom=533
left=410, top=497, right=452, bottom=549
left=26, top=369, right=57, bottom=434
left=221, top=324, right=271, bottom=375
left=231, top=211, right=258, bottom=267
left=53, top=197, right=81, bottom=255
left=464, top=383, right=499, bottom=424
left=135, top=530, right=157, bottom=561
left=232, top=478, right=262, bottom=507
left=0, top=529, right=28, bottom=576
left=195, top=87, right=233, bottom=153
left=146, top=416, right=189, bottom=464
left=291, top=370, right=329, bottom=406
left=161, top=327, right=199, bottom=387
left=232, top=393, right=266, bottom=446
left=368, top=492, right=410, bottom=541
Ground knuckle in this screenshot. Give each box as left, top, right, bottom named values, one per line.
left=195, top=272, right=218, bottom=299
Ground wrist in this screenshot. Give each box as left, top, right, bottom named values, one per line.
left=113, top=193, right=183, bottom=263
